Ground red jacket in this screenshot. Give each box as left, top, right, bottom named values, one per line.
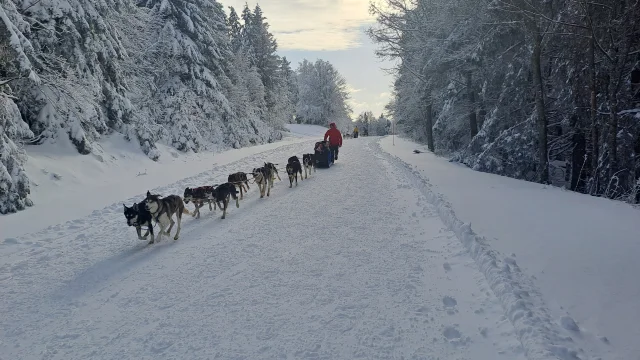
left=324, top=123, right=343, bottom=147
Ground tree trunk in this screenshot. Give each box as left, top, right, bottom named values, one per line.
left=425, top=103, right=434, bottom=152
left=466, top=71, right=478, bottom=138
left=607, top=83, right=618, bottom=185
left=588, top=32, right=599, bottom=194
left=532, top=29, right=549, bottom=184
left=478, top=101, right=486, bottom=130
left=570, top=128, right=586, bottom=191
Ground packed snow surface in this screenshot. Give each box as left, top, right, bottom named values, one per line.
left=1, top=133, right=528, bottom=359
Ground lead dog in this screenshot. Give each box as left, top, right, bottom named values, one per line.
left=183, top=186, right=216, bottom=219
left=286, top=156, right=303, bottom=188
left=123, top=200, right=155, bottom=242
left=144, top=191, right=190, bottom=243
left=228, top=172, right=250, bottom=199
left=302, top=153, right=315, bottom=179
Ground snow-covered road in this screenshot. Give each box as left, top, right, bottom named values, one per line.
left=1, top=137, right=525, bottom=359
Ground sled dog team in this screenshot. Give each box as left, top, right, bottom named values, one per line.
left=123, top=155, right=316, bottom=245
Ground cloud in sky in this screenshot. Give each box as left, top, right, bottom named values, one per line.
left=221, top=0, right=376, bottom=51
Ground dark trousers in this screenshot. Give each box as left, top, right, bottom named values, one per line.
left=330, top=145, right=339, bottom=160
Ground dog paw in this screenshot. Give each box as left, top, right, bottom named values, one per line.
left=173, top=236, right=179, bottom=240
left=148, top=240, right=155, bottom=244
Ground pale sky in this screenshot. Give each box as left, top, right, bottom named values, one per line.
left=219, top=0, right=396, bottom=119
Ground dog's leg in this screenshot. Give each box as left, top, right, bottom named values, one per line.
left=259, top=181, right=265, bottom=198
left=208, top=200, right=212, bottom=211
left=239, top=184, right=244, bottom=200
left=221, top=197, right=228, bottom=219
left=155, top=220, right=166, bottom=243
left=235, top=193, right=239, bottom=208
left=141, top=226, right=149, bottom=240
left=167, top=217, right=175, bottom=235
left=267, top=178, right=272, bottom=196
left=148, top=222, right=155, bottom=243
left=174, top=208, right=182, bottom=240
left=245, top=180, right=250, bottom=190
left=136, top=226, right=145, bottom=240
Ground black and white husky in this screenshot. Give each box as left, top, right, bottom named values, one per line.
left=286, top=156, right=303, bottom=188
left=123, top=201, right=155, bottom=242
left=302, top=153, right=315, bottom=179
left=144, top=191, right=190, bottom=243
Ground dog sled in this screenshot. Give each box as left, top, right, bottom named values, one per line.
left=314, top=141, right=334, bottom=168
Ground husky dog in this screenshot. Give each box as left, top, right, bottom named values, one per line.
left=212, top=182, right=239, bottom=219
left=183, top=186, right=216, bottom=219
left=228, top=172, right=250, bottom=199
left=123, top=201, right=155, bottom=242
left=144, top=191, right=190, bottom=243
left=302, top=153, right=315, bottom=179
left=286, top=156, right=303, bottom=188
left=264, top=162, right=280, bottom=187
left=252, top=166, right=272, bottom=198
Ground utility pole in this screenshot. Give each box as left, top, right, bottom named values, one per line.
left=392, top=121, right=395, bottom=146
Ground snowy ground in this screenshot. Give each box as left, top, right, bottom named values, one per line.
left=380, top=135, right=639, bottom=360
left=1, top=125, right=326, bottom=238
left=0, top=134, right=529, bottom=359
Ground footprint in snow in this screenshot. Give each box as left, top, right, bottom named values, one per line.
left=442, top=296, right=457, bottom=307
left=443, top=326, right=461, bottom=339
left=443, top=326, right=472, bottom=347
left=443, top=262, right=452, bottom=272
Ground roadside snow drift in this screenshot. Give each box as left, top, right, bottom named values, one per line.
left=379, top=135, right=633, bottom=360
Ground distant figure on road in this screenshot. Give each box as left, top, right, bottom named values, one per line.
left=353, top=126, right=359, bottom=138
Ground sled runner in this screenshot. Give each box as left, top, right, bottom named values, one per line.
left=314, top=141, right=334, bottom=168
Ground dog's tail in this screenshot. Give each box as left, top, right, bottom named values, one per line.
left=182, top=208, right=191, bottom=215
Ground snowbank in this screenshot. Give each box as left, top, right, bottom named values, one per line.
left=0, top=127, right=321, bottom=238
left=378, top=136, right=631, bottom=360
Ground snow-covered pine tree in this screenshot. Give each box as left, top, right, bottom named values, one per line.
left=7, top=0, right=133, bottom=155
left=134, top=0, right=235, bottom=152
left=0, top=85, right=34, bottom=214
left=1, top=3, right=38, bottom=213
left=239, top=4, right=293, bottom=130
